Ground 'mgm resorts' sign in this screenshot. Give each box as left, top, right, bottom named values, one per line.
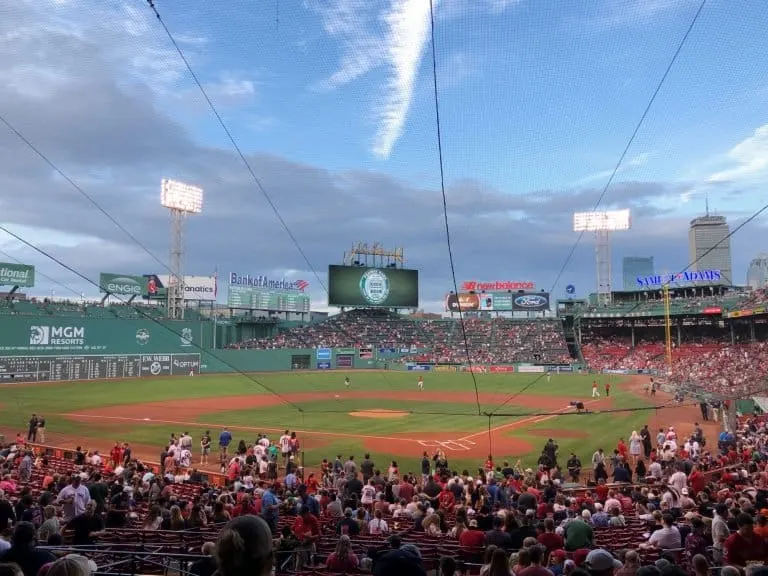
left=635, top=269, right=721, bottom=289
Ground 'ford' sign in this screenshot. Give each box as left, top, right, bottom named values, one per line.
left=512, top=293, right=549, bottom=311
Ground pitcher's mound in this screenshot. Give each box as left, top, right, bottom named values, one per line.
left=349, top=409, right=408, bottom=419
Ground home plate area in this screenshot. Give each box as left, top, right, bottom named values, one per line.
left=418, top=439, right=475, bottom=451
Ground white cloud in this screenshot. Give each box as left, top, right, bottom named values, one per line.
left=204, top=72, right=258, bottom=107
left=313, top=0, right=457, bottom=159
left=676, top=123, right=768, bottom=205
left=485, top=0, right=522, bottom=13
left=311, top=0, right=381, bottom=90
left=708, top=124, right=768, bottom=184
left=372, top=0, right=434, bottom=159
left=573, top=152, right=653, bottom=186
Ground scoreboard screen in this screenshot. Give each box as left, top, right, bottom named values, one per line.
left=227, top=285, right=311, bottom=312
left=0, top=353, right=200, bottom=383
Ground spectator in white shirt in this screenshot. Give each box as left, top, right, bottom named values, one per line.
left=180, top=432, right=193, bottom=450
left=648, top=461, right=663, bottom=480
left=57, top=475, right=91, bottom=521
left=604, top=491, right=621, bottom=514
left=646, top=514, right=681, bottom=550
left=668, top=466, right=688, bottom=491
left=90, top=452, right=102, bottom=466
left=368, top=509, right=389, bottom=535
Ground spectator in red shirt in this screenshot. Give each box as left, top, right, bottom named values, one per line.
left=438, top=486, right=455, bottom=512
left=325, top=535, right=359, bottom=572
left=459, top=519, right=486, bottom=548
left=537, top=518, right=564, bottom=554
left=617, top=439, right=628, bottom=461
left=724, top=513, right=766, bottom=568
left=110, top=443, right=123, bottom=467
left=292, top=506, right=321, bottom=568
left=234, top=495, right=260, bottom=517
left=689, top=465, right=706, bottom=495
left=519, top=543, right=555, bottom=576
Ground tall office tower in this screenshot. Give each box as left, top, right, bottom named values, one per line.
left=688, top=214, right=732, bottom=284
left=622, top=256, right=655, bottom=290
left=747, top=253, right=768, bottom=289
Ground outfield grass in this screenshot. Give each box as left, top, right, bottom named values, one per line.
left=0, top=371, right=651, bottom=472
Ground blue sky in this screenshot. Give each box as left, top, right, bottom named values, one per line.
left=0, top=0, right=767, bottom=311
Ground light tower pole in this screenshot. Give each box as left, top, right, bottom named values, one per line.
left=161, top=179, right=204, bottom=320
left=573, top=209, right=631, bottom=306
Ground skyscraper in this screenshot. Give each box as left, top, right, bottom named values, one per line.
left=688, top=215, right=732, bottom=284
left=622, top=256, right=654, bottom=291
left=747, top=253, right=768, bottom=289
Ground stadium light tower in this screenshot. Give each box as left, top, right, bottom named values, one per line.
left=573, top=209, right=631, bottom=306
left=161, top=178, right=204, bottom=320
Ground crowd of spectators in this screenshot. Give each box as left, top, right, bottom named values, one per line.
left=738, top=288, right=768, bottom=311
left=580, top=334, right=768, bottom=399
left=2, top=408, right=768, bottom=576
left=230, top=310, right=571, bottom=365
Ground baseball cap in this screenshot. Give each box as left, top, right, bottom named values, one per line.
left=585, top=549, right=622, bottom=571
left=551, top=550, right=567, bottom=563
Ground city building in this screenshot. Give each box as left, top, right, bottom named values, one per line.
left=688, top=214, right=732, bottom=284
left=622, top=256, right=654, bottom=291
left=747, top=253, right=768, bottom=289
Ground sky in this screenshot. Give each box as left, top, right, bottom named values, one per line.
left=1, top=0, right=767, bottom=313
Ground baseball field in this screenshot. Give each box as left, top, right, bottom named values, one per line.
left=0, top=371, right=704, bottom=473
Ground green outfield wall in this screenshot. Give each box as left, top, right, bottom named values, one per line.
left=0, top=316, right=573, bottom=383
left=0, top=316, right=214, bottom=355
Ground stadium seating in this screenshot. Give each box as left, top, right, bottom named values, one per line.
left=229, top=310, right=571, bottom=365
left=1, top=414, right=763, bottom=575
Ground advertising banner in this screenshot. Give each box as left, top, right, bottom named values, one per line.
left=546, top=365, right=573, bottom=372
left=328, top=265, right=419, bottom=308
left=602, top=369, right=630, bottom=375
left=157, top=275, right=217, bottom=301
left=406, top=363, right=432, bottom=371
left=512, top=293, right=550, bottom=312
left=335, top=348, right=357, bottom=355
left=0, top=262, right=35, bottom=287
left=317, top=361, right=331, bottom=370
left=229, top=272, right=308, bottom=292
left=489, top=366, right=515, bottom=373
left=0, top=317, right=205, bottom=355
left=336, top=355, right=353, bottom=368
left=316, top=348, right=332, bottom=360
left=378, top=347, right=398, bottom=355
left=726, top=307, right=765, bottom=319
left=461, top=280, right=534, bottom=291
left=462, top=365, right=487, bottom=373
left=702, top=307, right=722, bottom=315
left=359, top=345, right=374, bottom=360
left=634, top=269, right=721, bottom=289
left=445, top=291, right=550, bottom=312
left=99, top=273, right=145, bottom=296
left=517, top=365, right=545, bottom=373
left=434, top=365, right=458, bottom=373
left=143, top=275, right=167, bottom=299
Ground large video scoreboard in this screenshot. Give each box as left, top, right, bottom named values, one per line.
left=0, top=353, right=200, bottom=383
